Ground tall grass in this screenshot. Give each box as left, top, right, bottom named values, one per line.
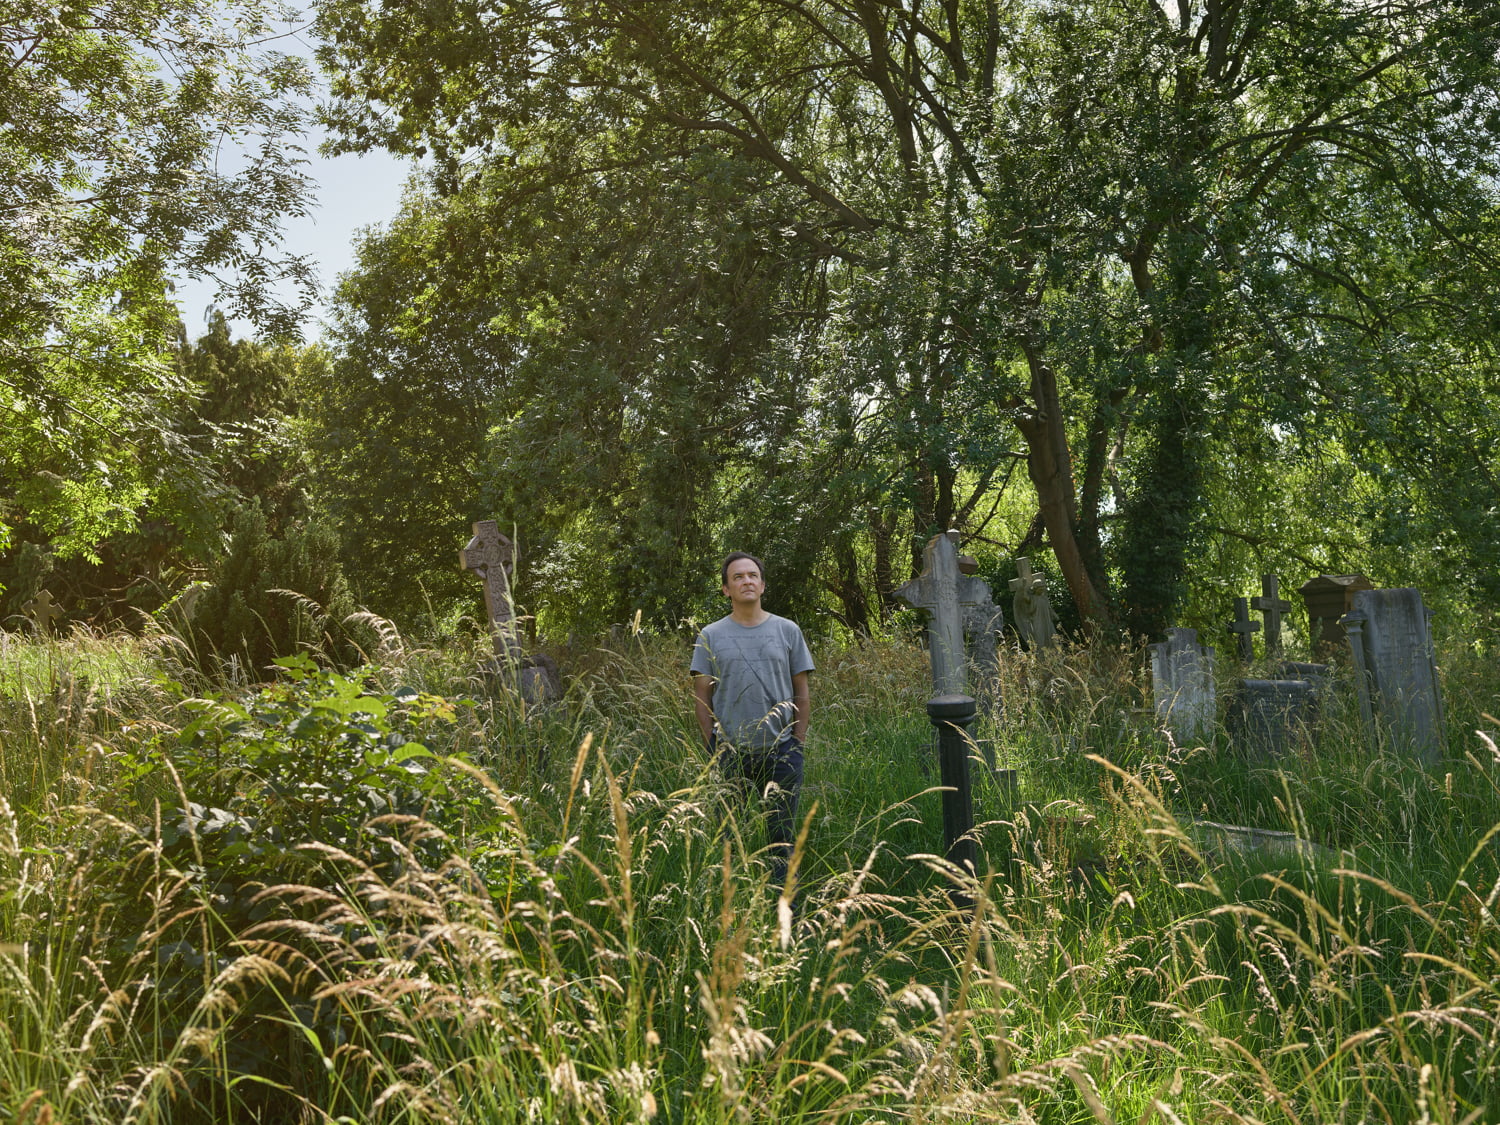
left=1, top=622, right=1498, bottom=1121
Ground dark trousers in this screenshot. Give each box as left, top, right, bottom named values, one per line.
left=717, top=738, right=804, bottom=887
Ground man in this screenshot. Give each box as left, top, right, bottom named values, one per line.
left=691, top=551, right=814, bottom=888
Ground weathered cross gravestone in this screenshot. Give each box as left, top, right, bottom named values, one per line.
left=459, top=520, right=520, bottom=663
left=1251, top=575, right=1292, bottom=656
left=1340, top=588, right=1444, bottom=763
left=895, top=531, right=991, bottom=897
left=1150, top=628, right=1217, bottom=745
left=895, top=531, right=994, bottom=696
left=1228, top=597, right=1261, bottom=661
left=1010, top=557, right=1058, bottom=650
left=21, top=590, right=64, bottom=635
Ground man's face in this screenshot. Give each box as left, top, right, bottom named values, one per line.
left=722, top=560, right=764, bottom=606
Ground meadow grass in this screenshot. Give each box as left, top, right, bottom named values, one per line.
left=0, top=621, right=1498, bottom=1122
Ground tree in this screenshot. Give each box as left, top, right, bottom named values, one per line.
left=0, top=0, right=316, bottom=574
left=314, top=0, right=1500, bottom=632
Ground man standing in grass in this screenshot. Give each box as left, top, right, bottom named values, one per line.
left=692, top=552, right=814, bottom=889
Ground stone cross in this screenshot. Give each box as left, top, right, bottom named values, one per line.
left=1341, top=588, right=1444, bottom=763
left=459, top=520, right=520, bottom=662
left=1250, top=575, right=1292, bottom=656
left=21, top=590, right=64, bottom=635
left=1228, top=597, right=1261, bottom=661
left=895, top=531, right=993, bottom=695
left=1010, top=557, right=1058, bottom=650
left=1150, top=627, right=1216, bottom=745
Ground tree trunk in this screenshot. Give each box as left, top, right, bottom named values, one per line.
left=1015, top=341, right=1113, bottom=631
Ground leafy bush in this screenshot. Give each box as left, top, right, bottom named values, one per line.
left=187, top=504, right=359, bottom=675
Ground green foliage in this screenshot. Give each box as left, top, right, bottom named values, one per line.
left=0, top=0, right=316, bottom=567
left=187, top=505, right=359, bottom=675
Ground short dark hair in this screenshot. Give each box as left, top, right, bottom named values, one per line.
left=721, top=551, right=765, bottom=586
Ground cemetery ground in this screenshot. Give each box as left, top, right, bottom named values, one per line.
left=2, top=624, right=1500, bottom=1124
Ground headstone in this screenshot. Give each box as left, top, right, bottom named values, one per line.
left=1227, top=597, right=1261, bottom=661
left=1340, top=588, right=1444, bottom=763
left=952, top=532, right=1004, bottom=684
left=519, top=653, right=563, bottom=705
left=895, top=531, right=994, bottom=695
left=1300, top=574, right=1373, bottom=654
left=1250, top=575, right=1292, bottom=656
left=1009, top=557, right=1058, bottom=650
left=459, top=520, right=520, bottom=663
left=1150, top=628, right=1217, bottom=745
left=21, top=590, right=64, bottom=635
left=1227, top=678, right=1320, bottom=757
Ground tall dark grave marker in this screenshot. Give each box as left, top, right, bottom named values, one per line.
left=1300, top=574, right=1373, bottom=654
left=896, top=532, right=988, bottom=896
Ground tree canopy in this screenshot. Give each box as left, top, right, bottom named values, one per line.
left=0, top=0, right=315, bottom=568
left=305, top=0, right=1500, bottom=636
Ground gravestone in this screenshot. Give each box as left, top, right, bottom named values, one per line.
left=459, top=520, right=520, bottom=663
left=895, top=531, right=994, bottom=695
left=1150, top=628, right=1216, bottom=745
left=1010, top=557, right=1058, bottom=650
left=21, top=590, right=64, bottom=635
left=1227, top=597, right=1260, bottom=662
left=1340, top=588, right=1444, bottom=763
left=1228, top=678, right=1320, bottom=757
left=1300, top=574, right=1373, bottom=654
left=1251, top=575, right=1292, bottom=656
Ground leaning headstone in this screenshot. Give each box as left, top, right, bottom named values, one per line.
left=1010, top=558, right=1058, bottom=650
left=1300, top=573, right=1373, bottom=654
left=459, top=520, right=520, bottom=664
left=895, top=531, right=994, bottom=696
left=1228, top=678, right=1320, bottom=757
left=1340, top=588, right=1444, bottom=763
left=1251, top=575, right=1292, bottom=656
left=1150, top=628, right=1216, bottom=745
left=1227, top=597, right=1260, bottom=662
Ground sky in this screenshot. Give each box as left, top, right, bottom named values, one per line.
left=172, top=32, right=413, bottom=342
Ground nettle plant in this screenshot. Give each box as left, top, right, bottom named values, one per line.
left=123, top=654, right=489, bottom=901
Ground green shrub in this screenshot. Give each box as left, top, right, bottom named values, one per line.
left=187, top=504, right=359, bottom=675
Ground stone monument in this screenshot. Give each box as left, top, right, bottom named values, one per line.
left=1150, top=628, right=1216, bottom=745
left=1340, top=588, right=1444, bottom=763
left=1009, top=557, right=1058, bottom=650
left=21, top=590, right=64, bottom=635
left=1251, top=575, right=1292, bottom=656
left=1300, top=573, right=1373, bottom=654
left=1227, top=597, right=1260, bottom=662
left=895, top=531, right=995, bottom=696
left=459, top=520, right=520, bottom=663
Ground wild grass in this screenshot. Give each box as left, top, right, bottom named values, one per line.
left=1, top=621, right=1498, bottom=1121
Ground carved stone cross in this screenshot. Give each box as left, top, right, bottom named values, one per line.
left=22, top=590, right=64, bottom=635
left=1250, top=574, right=1292, bottom=656
left=459, top=520, right=519, bottom=661
left=895, top=530, right=993, bottom=695
left=1228, top=596, right=1261, bottom=661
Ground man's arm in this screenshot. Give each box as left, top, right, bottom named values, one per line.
left=791, top=671, right=810, bottom=743
left=693, top=673, right=717, bottom=747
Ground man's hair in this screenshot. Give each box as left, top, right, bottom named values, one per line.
left=721, top=551, right=766, bottom=586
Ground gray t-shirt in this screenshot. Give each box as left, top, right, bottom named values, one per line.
left=691, top=614, right=815, bottom=748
